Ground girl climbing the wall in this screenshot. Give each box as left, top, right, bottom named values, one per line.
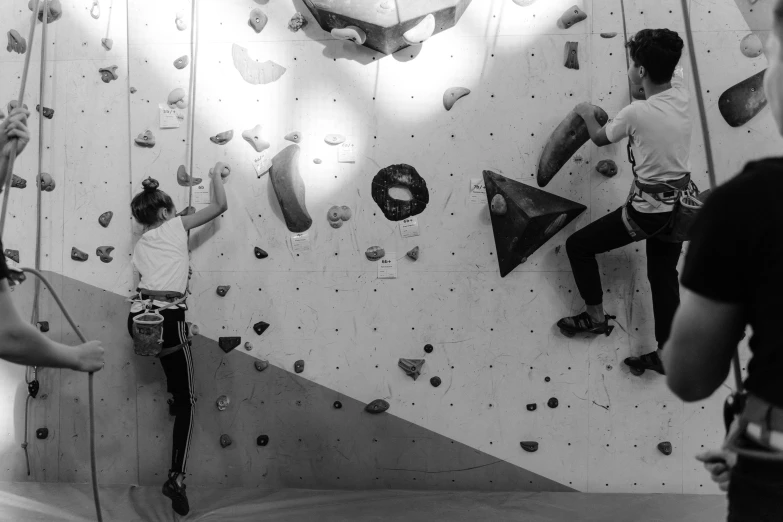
left=127, top=163, right=228, bottom=517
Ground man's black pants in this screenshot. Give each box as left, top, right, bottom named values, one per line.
left=565, top=205, right=682, bottom=349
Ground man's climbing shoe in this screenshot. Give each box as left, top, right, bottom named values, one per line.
left=557, top=312, right=615, bottom=337
left=162, top=473, right=189, bottom=516
left=624, top=351, right=665, bottom=376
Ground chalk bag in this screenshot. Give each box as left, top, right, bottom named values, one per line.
left=132, top=312, right=164, bottom=356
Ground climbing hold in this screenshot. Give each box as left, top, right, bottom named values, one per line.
left=547, top=397, right=559, bottom=408
left=37, top=321, right=49, bottom=332
left=99, top=211, right=113, bottom=228
left=720, top=69, right=767, bottom=127
left=269, top=145, right=312, bottom=232
left=36, top=105, right=54, bottom=119
left=313, top=158, right=322, bottom=164
left=490, top=194, right=507, bottom=216
left=244, top=342, right=253, bottom=351
left=340, top=206, right=352, bottom=221
left=3, top=249, right=19, bottom=263
left=129, top=87, right=137, bottom=94
left=329, top=218, right=343, bottom=229
left=98, top=66, right=118, bottom=83
left=403, top=14, right=435, bottom=45
left=219, top=434, right=232, bottom=448
left=484, top=170, right=586, bottom=277
left=333, top=401, right=342, bottom=409
left=526, top=403, right=537, bottom=411
left=101, top=38, right=113, bottom=50
left=398, top=358, right=425, bottom=381
left=327, top=206, right=342, bottom=222
left=249, top=8, right=268, bottom=33
left=423, top=344, right=433, bottom=354
left=242, top=125, right=270, bottom=153
left=253, top=321, right=270, bottom=336
left=564, top=42, right=579, bottom=70
left=596, top=160, right=618, bottom=178
left=174, top=55, right=189, bottom=69
left=443, top=87, right=470, bottom=111
left=71, top=247, right=88, bottom=262
left=29, top=0, right=63, bottom=23
left=430, top=376, right=441, bottom=387
left=294, top=360, right=305, bottom=373
left=332, top=26, right=367, bottom=45
left=538, top=105, right=609, bottom=187
left=11, top=174, right=27, bottom=189
left=7, top=30, right=26, bottom=54
left=167, top=88, right=188, bottom=109
left=365, top=246, right=385, bottom=261
left=365, top=399, right=390, bottom=414
left=36, top=428, right=49, bottom=440
left=96, top=246, right=114, bottom=263
left=175, top=11, right=187, bottom=31
left=176, top=165, right=201, bottom=187
left=520, top=441, right=539, bottom=453
left=512, top=0, right=536, bottom=5
left=407, top=246, right=420, bottom=261
left=37, top=172, right=55, bottom=192
left=257, top=435, right=269, bottom=446
left=657, top=442, right=673, bottom=456
left=254, top=360, right=269, bottom=372
left=740, top=34, right=763, bottom=58
left=232, top=44, right=286, bottom=85
left=372, top=164, right=430, bottom=221
left=325, top=134, right=346, bottom=145
left=134, top=130, right=155, bottom=147
left=284, top=131, right=302, bottom=143
left=288, top=12, right=307, bottom=32
left=216, top=395, right=230, bottom=411
left=254, top=247, right=268, bottom=259
left=177, top=206, right=195, bottom=217
left=600, top=32, right=617, bottom=38
left=210, top=130, right=234, bottom=145
left=218, top=337, right=241, bottom=353
left=559, top=5, right=587, bottom=29
left=216, top=285, right=231, bottom=297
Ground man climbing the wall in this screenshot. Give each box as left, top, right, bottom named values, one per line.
left=556, top=29, right=691, bottom=377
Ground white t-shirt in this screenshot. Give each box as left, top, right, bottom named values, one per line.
left=604, top=70, right=692, bottom=213
left=131, top=217, right=189, bottom=310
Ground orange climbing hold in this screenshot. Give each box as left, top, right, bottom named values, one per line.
left=219, top=434, right=232, bottom=448
left=658, top=441, right=673, bottom=456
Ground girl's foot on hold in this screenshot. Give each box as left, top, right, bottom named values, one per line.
left=624, top=350, right=665, bottom=375
left=557, top=312, right=616, bottom=337
left=162, top=471, right=189, bottom=516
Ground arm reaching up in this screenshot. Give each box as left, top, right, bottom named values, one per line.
left=181, top=162, right=229, bottom=231
left=0, top=107, right=31, bottom=190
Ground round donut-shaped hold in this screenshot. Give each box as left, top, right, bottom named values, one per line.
left=371, top=164, right=430, bottom=221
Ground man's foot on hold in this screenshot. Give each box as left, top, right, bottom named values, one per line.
left=557, top=312, right=616, bottom=337
left=624, top=351, right=665, bottom=376
left=162, top=473, right=190, bottom=516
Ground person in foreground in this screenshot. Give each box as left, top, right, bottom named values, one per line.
left=127, top=164, right=228, bottom=516
left=664, top=4, right=783, bottom=520
left=0, top=107, right=104, bottom=373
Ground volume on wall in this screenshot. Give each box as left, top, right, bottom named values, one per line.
left=0, top=0, right=777, bottom=494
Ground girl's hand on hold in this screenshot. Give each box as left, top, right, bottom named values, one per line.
left=696, top=450, right=736, bottom=492
left=209, top=162, right=228, bottom=180
left=72, top=340, right=106, bottom=373
left=0, top=108, right=31, bottom=158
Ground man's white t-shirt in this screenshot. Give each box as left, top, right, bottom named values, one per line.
left=604, top=70, right=692, bottom=213
left=131, top=217, right=188, bottom=311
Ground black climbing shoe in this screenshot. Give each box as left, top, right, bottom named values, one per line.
left=557, top=312, right=615, bottom=337
left=624, top=351, right=665, bottom=376
left=162, top=474, right=190, bottom=516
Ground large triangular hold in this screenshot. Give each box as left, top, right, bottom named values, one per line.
left=483, top=170, right=586, bottom=278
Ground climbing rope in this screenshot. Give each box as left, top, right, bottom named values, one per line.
left=619, top=0, right=633, bottom=105
left=185, top=0, right=199, bottom=221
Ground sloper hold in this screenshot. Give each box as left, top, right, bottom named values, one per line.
left=253, top=321, right=270, bottom=335
left=254, top=247, right=268, bottom=259
left=99, top=66, right=119, bottom=83
left=176, top=165, right=201, bottom=186
left=340, top=206, right=352, bottom=221
left=216, top=285, right=231, bottom=297
left=325, top=134, right=346, bottom=145
left=232, top=44, right=286, bottom=85
left=219, top=337, right=241, bottom=353
left=36, top=105, right=54, bottom=119
left=36, top=428, right=49, bottom=440
left=134, top=130, right=155, bottom=147
left=96, top=246, right=114, bottom=263
left=210, top=130, right=234, bottom=145
left=4, top=249, right=19, bottom=263
left=99, top=211, right=113, bottom=228
left=564, top=42, right=579, bottom=70
left=398, top=358, right=425, bottom=380
left=167, top=88, right=188, bottom=109
left=38, top=172, right=55, bottom=192
left=175, top=12, right=187, bottom=31
left=403, top=13, right=435, bottom=45
left=174, top=55, right=189, bottom=69
left=7, top=30, right=27, bottom=54
left=596, top=159, right=618, bottom=178
left=294, top=360, right=305, bottom=373
left=537, top=105, right=608, bottom=187
left=547, top=397, right=559, bottom=408
left=658, top=441, right=673, bottom=456
left=520, top=441, right=539, bottom=453
left=443, top=87, right=470, bottom=111
left=332, top=26, right=367, bottom=45
left=430, top=376, right=441, bottom=387
left=29, top=0, right=63, bottom=23
left=249, top=8, right=268, bottom=33
left=740, top=34, right=763, bottom=58
left=71, top=247, right=88, bottom=262
left=483, top=170, right=587, bottom=278
left=372, top=164, right=429, bottom=221
left=220, top=434, right=232, bottom=448
left=719, top=69, right=767, bottom=127
left=269, top=145, right=312, bottom=233
left=423, top=344, right=433, bottom=353
left=365, top=399, right=390, bottom=414
left=559, top=5, right=587, bottom=29
left=329, top=219, right=344, bottom=229
left=242, top=125, right=270, bottom=152
left=407, top=246, right=420, bottom=261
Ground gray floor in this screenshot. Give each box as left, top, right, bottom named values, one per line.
left=0, top=482, right=727, bottom=522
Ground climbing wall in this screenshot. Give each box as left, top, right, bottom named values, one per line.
left=1, top=0, right=779, bottom=496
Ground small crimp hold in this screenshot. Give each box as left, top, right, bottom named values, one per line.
left=658, top=441, right=673, bottom=456
left=332, top=26, right=367, bottom=45
left=325, top=134, right=346, bottom=145
left=406, top=246, right=420, bottom=261
left=36, top=105, right=54, bottom=119
left=219, top=434, right=232, bottom=448
left=520, top=441, right=539, bottom=452
left=101, top=38, right=113, bottom=50
left=249, top=8, right=268, bottom=33
left=527, top=403, right=537, bottom=411
left=257, top=435, right=269, bottom=446
left=12, top=174, right=27, bottom=189
left=134, top=130, right=155, bottom=147
left=71, top=247, right=88, bottom=262
left=216, top=285, right=231, bottom=297
left=596, top=159, right=618, bottom=178
left=547, top=397, right=559, bottom=408
left=218, top=337, right=241, bottom=353
left=288, top=12, right=307, bottom=32
left=333, top=401, right=342, bottom=409
left=365, top=246, right=385, bottom=261
left=36, top=428, right=49, bottom=440
left=129, top=87, right=137, bottom=94
left=398, top=358, right=425, bottom=381
left=210, top=130, right=234, bottom=145
left=254, top=360, right=269, bottom=372
left=253, top=321, right=270, bottom=336
left=96, top=246, right=114, bottom=263
left=37, top=321, right=49, bottom=332
left=216, top=395, right=230, bottom=411
left=559, top=5, right=587, bottom=29
left=4, top=249, right=19, bottom=263
left=430, top=376, right=441, bottom=387
left=443, top=87, right=470, bottom=111
left=365, top=399, right=390, bottom=414
left=242, top=125, right=270, bottom=152
left=564, top=42, right=579, bottom=70
left=600, top=32, right=617, bottom=38
left=254, top=247, right=268, bottom=259
left=7, top=30, right=27, bottom=54
left=176, top=165, right=201, bottom=187
left=174, top=55, right=189, bottom=69
left=98, top=211, right=113, bottom=228
left=38, top=172, right=55, bottom=192
left=284, top=131, right=302, bottom=143
left=99, top=66, right=119, bottom=83
left=167, top=88, right=188, bottom=109
left=424, top=344, right=433, bottom=353
left=294, top=360, right=305, bottom=373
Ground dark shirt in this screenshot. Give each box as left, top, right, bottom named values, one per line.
left=0, top=238, right=9, bottom=281
left=681, top=158, right=783, bottom=407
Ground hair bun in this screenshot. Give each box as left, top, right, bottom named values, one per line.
left=142, top=177, right=159, bottom=192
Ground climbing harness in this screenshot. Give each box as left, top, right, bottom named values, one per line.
left=128, top=290, right=195, bottom=358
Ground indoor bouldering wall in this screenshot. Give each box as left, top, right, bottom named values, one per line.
left=1, top=0, right=780, bottom=497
